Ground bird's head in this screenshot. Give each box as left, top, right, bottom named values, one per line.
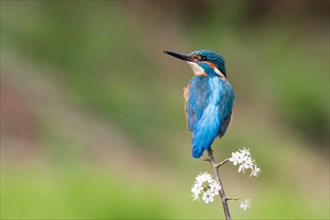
left=163, top=49, right=226, bottom=78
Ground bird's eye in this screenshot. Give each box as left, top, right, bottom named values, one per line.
left=200, top=56, right=207, bottom=61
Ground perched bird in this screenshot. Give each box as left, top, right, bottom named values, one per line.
left=163, top=50, right=235, bottom=158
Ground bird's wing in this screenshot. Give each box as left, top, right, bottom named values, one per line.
left=219, top=83, right=235, bottom=138
left=190, top=78, right=235, bottom=158
left=185, top=76, right=211, bottom=131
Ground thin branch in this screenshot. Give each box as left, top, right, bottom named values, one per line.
left=226, top=196, right=241, bottom=201
left=203, top=158, right=211, bottom=162
left=216, top=158, right=229, bottom=169
left=207, top=148, right=231, bottom=220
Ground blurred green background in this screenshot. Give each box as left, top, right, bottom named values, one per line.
left=1, top=1, right=329, bottom=219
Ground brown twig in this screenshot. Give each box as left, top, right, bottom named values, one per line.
left=207, top=148, right=231, bottom=220
left=216, top=158, right=229, bottom=169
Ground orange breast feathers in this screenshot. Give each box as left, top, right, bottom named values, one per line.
left=183, top=84, right=189, bottom=127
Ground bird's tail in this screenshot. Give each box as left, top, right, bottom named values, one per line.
left=192, top=144, right=205, bottom=158
left=191, top=123, right=219, bottom=158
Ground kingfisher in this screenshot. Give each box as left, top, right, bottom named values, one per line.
left=163, top=49, right=235, bottom=158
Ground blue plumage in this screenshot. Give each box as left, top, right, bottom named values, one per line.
left=163, top=49, right=235, bottom=158
left=188, top=75, right=234, bottom=158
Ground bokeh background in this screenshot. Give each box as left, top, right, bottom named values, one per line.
left=1, top=1, right=329, bottom=219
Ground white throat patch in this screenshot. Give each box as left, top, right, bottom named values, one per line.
left=187, top=61, right=226, bottom=78
left=187, top=62, right=205, bottom=76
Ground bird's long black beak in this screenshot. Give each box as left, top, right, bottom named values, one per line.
left=163, top=50, right=195, bottom=62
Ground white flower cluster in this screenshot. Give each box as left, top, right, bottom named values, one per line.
left=191, top=172, right=221, bottom=204
left=240, top=199, right=251, bottom=211
left=229, top=148, right=261, bottom=177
